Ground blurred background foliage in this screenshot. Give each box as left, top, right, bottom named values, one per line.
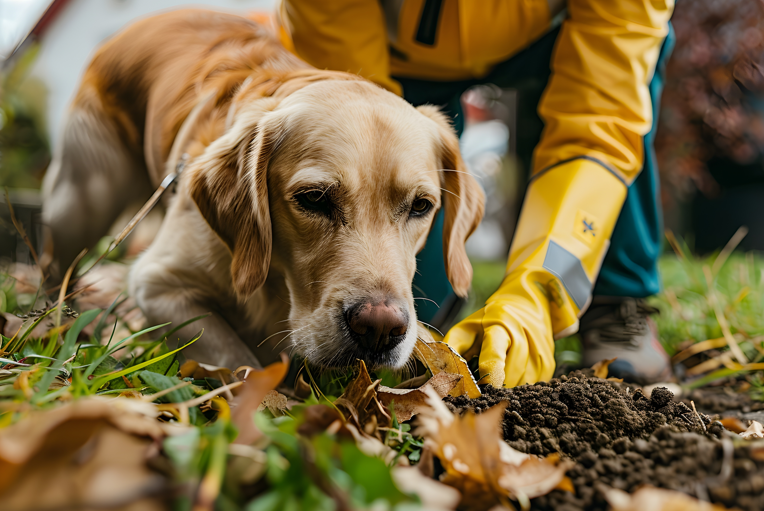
left=656, top=0, right=764, bottom=200
left=2, top=0, right=764, bottom=289
left=0, top=44, right=50, bottom=190
left=656, top=0, right=764, bottom=252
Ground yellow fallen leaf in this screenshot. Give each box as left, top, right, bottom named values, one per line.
left=414, top=329, right=480, bottom=399
left=591, top=358, right=617, bottom=379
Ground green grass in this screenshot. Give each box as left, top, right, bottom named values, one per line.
left=467, top=249, right=764, bottom=377
left=649, top=252, right=764, bottom=355
left=0, top=274, right=425, bottom=510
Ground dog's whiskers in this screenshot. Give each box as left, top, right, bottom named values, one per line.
left=257, top=329, right=295, bottom=348
left=439, top=187, right=462, bottom=200
left=413, top=297, right=440, bottom=307
left=417, top=320, right=444, bottom=337
left=427, top=168, right=486, bottom=182
left=271, top=325, right=309, bottom=351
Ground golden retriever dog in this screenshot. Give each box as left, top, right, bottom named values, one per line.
left=41, top=9, right=484, bottom=370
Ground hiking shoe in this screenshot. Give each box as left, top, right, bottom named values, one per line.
left=579, top=296, right=673, bottom=384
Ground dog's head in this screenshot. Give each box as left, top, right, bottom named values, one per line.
left=187, top=78, right=484, bottom=369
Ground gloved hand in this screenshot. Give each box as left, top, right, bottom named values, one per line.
left=444, top=268, right=558, bottom=388
left=445, top=158, right=629, bottom=387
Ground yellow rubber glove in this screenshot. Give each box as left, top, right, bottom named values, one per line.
left=444, top=159, right=628, bottom=387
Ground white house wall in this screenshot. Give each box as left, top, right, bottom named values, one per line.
left=28, top=0, right=275, bottom=147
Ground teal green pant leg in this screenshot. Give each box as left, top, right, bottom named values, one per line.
left=412, top=209, right=451, bottom=325
left=593, top=25, right=674, bottom=298
left=407, top=93, right=466, bottom=327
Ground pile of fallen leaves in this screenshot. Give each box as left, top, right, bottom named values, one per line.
left=2, top=264, right=764, bottom=511
left=0, top=259, right=562, bottom=511
left=0, top=290, right=570, bottom=511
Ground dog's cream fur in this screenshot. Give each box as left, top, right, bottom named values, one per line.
left=41, top=10, right=484, bottom=370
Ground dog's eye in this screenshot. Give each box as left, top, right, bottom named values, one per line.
left=296, top=190, right=331, bottom=214
left=410, top=198, right=433, bottom=217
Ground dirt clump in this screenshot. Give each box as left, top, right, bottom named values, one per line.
left=445, top=371, right=764, bottom=511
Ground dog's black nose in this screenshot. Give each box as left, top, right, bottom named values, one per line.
left=345, top=300, right=408, bottom=352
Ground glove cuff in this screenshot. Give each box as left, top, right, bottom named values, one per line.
left=499, top=157, right=628, bottom=337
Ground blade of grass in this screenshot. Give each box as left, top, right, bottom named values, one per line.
left=170, top=381, right=243, bottom=409
left=161, top=314, right=210, bottom=342
left=684, top=367, right=746, bottom=390
left=712, top=226, right=748, bottom=275
left=703, top=265, right=748, bottom=365
left=96, top=386, right=149, bottom=396
left=83, top=322, right=171, bottom=379
left=4, top=307, right=55, bottom=355
left=32, top=308, right=101, bottom=402
left=89, top=330, right=202, bottom=390
left=665, top=230, right=688, bottom=259
left=671, top=337, right=728, bottom=365
left=142, top=380, right=192, bottom=402
left=93, top=294, right=127, bottom=344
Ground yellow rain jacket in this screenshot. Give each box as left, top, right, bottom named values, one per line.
left=278, top=0, right=674, bottom=387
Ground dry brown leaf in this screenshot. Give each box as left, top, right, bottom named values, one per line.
left=740, top=420, right=764, bottom=439
left=180, top=360, right=235, bottom=385
left=671, top=337, right=728, bottom=365
left=605, top=486, right=732, bottom=511
left=297, top=405, right=350, bottom=438
left=416, top=387, right=572, bottom=510
left=591, top=358, right=617, bottom=379
left=257, top=390, right=289, bottom=415
left=378, top=372, right=462, bottom=421
left=719, top=417, right=748, bottom=434
left=414, top=331, right=481, bottom=399
left=335, top=360, right=391, bottom=435
left=294, top=372, right=312, bottom=399
left=231, top=353, right=289, bottom=445
left=392, top=466, right=461, bottom=510
left=498, top=454, right=573, bottom=503
left=0, top=397, right=175, bottom=511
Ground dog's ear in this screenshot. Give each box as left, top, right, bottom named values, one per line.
left=417, top=105, right=485, bottom=298
left=186, top=106, right=281, bottom=298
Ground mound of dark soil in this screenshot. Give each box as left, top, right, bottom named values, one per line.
left=446, top=371, right=764, bottom=511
